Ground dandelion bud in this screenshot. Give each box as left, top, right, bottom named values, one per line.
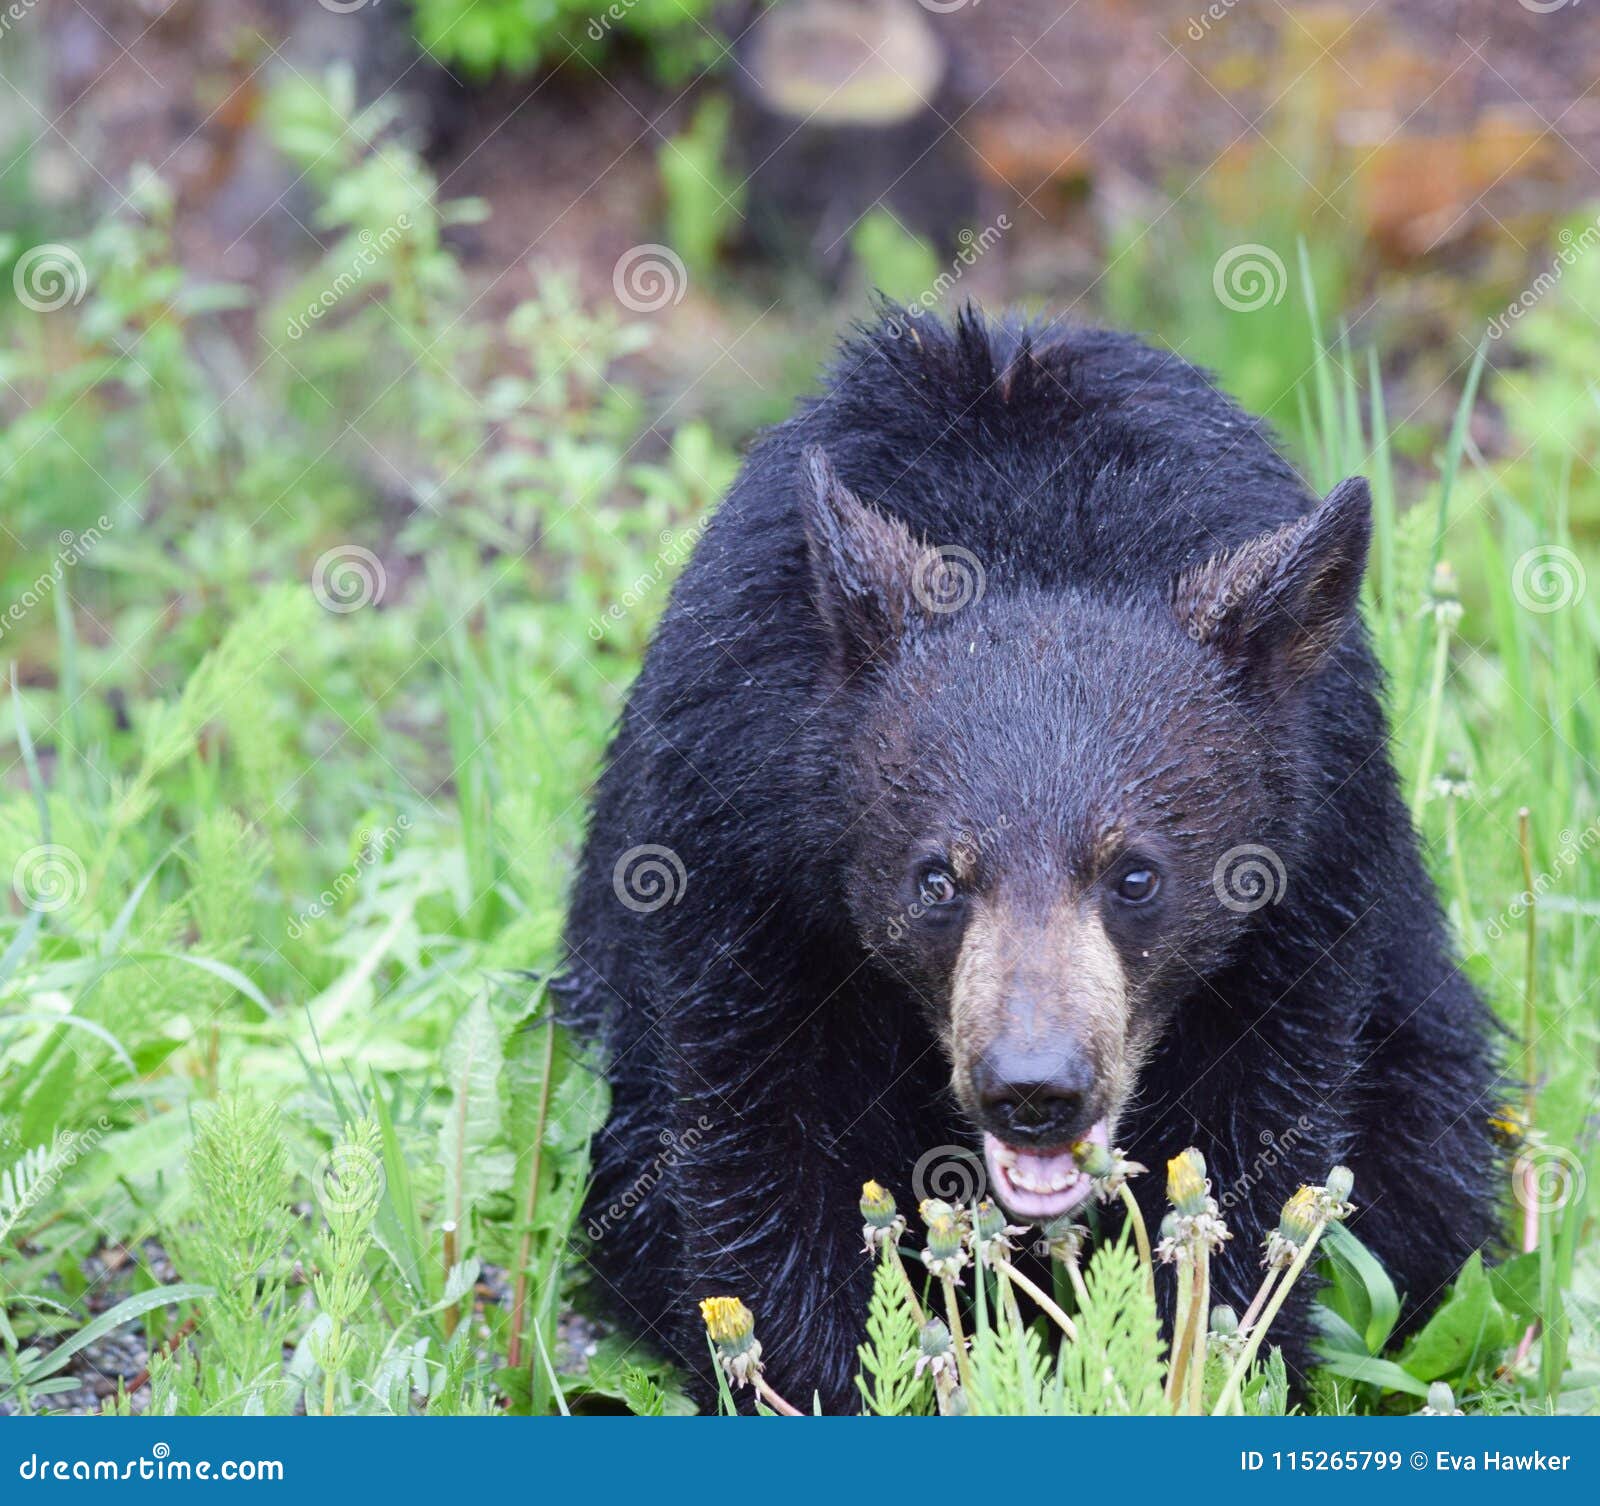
left=1318, top=1165, right=1356, bottom=1219
left=1210, top=1304, right=1239, bottom=1336
left=915, top=1318, right=955, bottom=1374
left=1429, top=561, right=1463, bottom=627
left=1277, top=1186, right=1320, bottom=1245
left=1071, top=1136, right=1113, bottom=1179
left=926, top=1212, right=963, bottom=1261
left=1166, top=1148, right=1209, bottom=1215
left=860, top=1180, right=898, bottom=1228
left=1433, top=753, right=1472, bottom=802
left=1422, top=1381, right=1463, bottom=1416
left=1040, top=1213, right=1086, bottom=1264
left=973, top=1198, right=1006, bottom=1241
left=920, top=1212, right=970, bottom=1283
left=919, top=1197, right=955, bottom=1224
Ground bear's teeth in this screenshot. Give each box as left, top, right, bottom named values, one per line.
left=1007, top=1150, right=1081, bottom=1193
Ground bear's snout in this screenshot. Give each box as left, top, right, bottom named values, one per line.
left=970, top=1035, right=1096, bottom=1147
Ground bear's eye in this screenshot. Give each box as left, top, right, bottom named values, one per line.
left=1116, top=867, right=1160, bottom=904
left=918, top=867, right=959, bottom=908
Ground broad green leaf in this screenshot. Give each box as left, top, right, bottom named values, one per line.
left=1398, top=1254, right=1513, bottom=1383
left=439, top=994, right=505, bottom=1232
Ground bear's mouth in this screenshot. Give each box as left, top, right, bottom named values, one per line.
left=983, top=1120, right=1108, bottom=1221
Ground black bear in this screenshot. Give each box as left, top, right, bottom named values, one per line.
left=558, top=308, right=1501, bottom=1412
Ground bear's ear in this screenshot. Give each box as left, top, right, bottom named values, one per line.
left=1171, top=476, right=1372, bottom=688
left=800, top=446, right=932, bottom=676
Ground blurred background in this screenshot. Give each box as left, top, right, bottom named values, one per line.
left=0, top=0, right=1595, bottom=1417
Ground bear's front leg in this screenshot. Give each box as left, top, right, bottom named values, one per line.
left=665, top=1116, right=890, bottom=1414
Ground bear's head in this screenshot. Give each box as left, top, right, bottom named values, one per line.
left=801, top=446, right=1372, bottom=1220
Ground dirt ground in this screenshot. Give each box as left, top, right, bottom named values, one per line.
left=34, top=0, right=1600, bottom=305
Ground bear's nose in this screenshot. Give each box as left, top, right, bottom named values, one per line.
left=972, top=1041, right=1095, bottom=1146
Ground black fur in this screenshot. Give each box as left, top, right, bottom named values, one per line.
left=559, top=308, right=1502, bottom=1412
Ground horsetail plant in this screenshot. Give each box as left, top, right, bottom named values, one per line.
left=309, top=1117, right=384, bottom=1416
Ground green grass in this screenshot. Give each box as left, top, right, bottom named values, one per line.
left=0, top=67, right=1594, bottom=1416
